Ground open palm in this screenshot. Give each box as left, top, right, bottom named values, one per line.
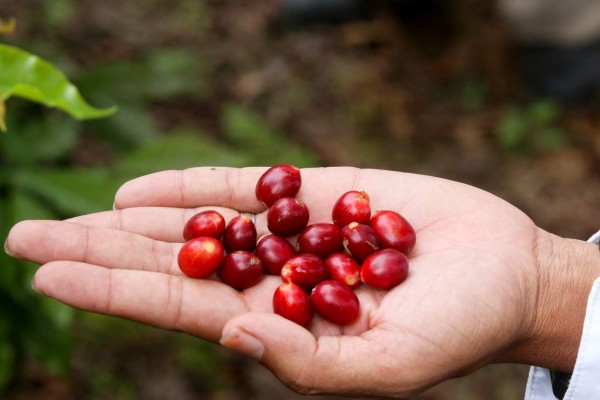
left=6, top=167, right=542, bottom=398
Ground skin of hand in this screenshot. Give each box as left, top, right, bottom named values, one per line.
left=4, top=167, right=599, bottom=398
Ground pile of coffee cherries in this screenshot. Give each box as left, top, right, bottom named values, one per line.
left=178, top=165, right=416, bottom=328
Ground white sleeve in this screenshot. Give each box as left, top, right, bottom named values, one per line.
left=525, top=230, right=600, bottom=400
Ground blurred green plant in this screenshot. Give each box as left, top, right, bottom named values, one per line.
left=1, top=9, right=319, bottom=394
left=0, top=38, right=116, bottom=392
left=1, top=46, right=319, bottom=396
left=460, top=78, right=488, bottom=113
left=495, top=100, right=568, bottom=154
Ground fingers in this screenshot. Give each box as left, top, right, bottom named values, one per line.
left=113, top=166, right=367, bottom=213
left=114, top=167, right=269, bottom=212
left=67, top=207, right=260, bottom=243
left=110, top=166, right=460, bottom=232
left=6, top=220, right=181, bottom=275
left=220, top=313, right=412, bottom=397
left=33, top=262, right=250, bottom=341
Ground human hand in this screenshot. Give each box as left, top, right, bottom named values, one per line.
left=5, top=167, right=594, bottom=398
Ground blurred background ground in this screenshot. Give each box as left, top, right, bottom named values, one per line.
left=1, top=0, right=600, bottom=399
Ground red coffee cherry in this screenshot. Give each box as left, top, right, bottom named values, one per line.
left=178, top=237, right=225, bottom=279
left=183, top=210, right=226, bottom=241
left=361, top=249, right=409, bottom=290
left=369, top=210, right=416, bottom=254
left=311, top=280, right=360, bottom=325
left=325, top=252, right=361, bottom=288
left=255, top=234, right=297, bottom=275
left=267, top=197, right=309, bottom=237
left=332, top=191, right=371, bottom=228
left=296, top=223, right=343, bottom=258
left=280, top=254, right=329, bottom=290
left=273, top=282, right=313, bottom=327
left=218, top=251, right=265, bottom=290
left=341, top=222, right=380, bottom=262
left=224, top=215, right=257, bottom=253
left=256, top=164, right=302, bottom=207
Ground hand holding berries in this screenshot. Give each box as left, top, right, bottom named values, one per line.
left=177, top=164, right=416, bottom=328
left=10, top=165, right=555, bottom=399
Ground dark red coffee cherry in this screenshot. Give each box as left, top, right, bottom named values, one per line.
left=218, top=251, right=265, bottom=290
left=255, top=234, right=297, bottom=275
left=183, top=210, right=226, bottom=241
left=341, top=222, right=380, bottom=262
left=296, top=223, right=343, bottom=258
left=311, top=280, right=360, bottom=325
left=361, top=249, right=409, bottom=290
left=369, top=210, right=416, bottom=254
left=325, top=252, right=361, bottom=288
left=273, top=282, right=313, bottom=327
left=267, top=197, right=309, bottom=237
left=178, top=237, right=225, bottom=279
left=332, top=191, right=371, bottom=228
left=224, top=215, right=257, bottom=253
left=280, top=254, right=329, bottom=290
left=256, top=164, right=302, bottom=207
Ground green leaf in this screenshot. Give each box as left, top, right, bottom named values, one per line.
left=495, top=108, right=527, bottom=151
left=222, top=105, right=320, bottom=167
left=11, top=187, right=57, bottom=222
left=86, top=104, right=160, bottom=149
left=0, top=44, right=116, bottom=126
left=14, top=169, right=123, bottom=216
left=76, top=48, right=209, bottom=103
left=143, top=48, right=210, bottom=99
left=2, top=103, right=79, bottom=165
left=529, top=100, right=560, bottom=126
left=117, top=129, right=253, bottom=175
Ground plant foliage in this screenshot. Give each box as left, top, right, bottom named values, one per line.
left=0, top=44, right=116, bottom=131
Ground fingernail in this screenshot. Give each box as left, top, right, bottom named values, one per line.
left=220, top=327, right=264, bottom=360
left=4, top=238, right=14, bottom=257
left=112, top=200, right=117, bottom=210
left=31, top=278, right=39, bottom=293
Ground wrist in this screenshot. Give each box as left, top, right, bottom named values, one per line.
left=504, top=229, right=600, bottom=372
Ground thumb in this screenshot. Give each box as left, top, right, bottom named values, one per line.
left=219, top=312, right=319, bottom=393
left=219, top=312, right=384, bottom=396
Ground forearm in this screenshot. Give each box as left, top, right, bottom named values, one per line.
left=501, top=229, right=600, bottom=372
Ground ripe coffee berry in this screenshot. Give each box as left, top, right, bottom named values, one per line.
left=183, top=210, right=226, bottom=241
left=224, top=215, right=257, bottom=253
left=341, top=222, right=380, bottom=262
left=273, top=282, right=313, bottom=327
left=281, top=254, right=329, bottom=290
left=332, top=191, right=371, bottom=228
left=256, top=164, right=302, bottom=207
left=311, top=280, right=360, bottom=325
left=361, top=249, right=409, bottom=289
left=296, top=223, right=343, bottom=258
left=218, top=251, right=265, bottom=290
left=178, top=237, right=225, bottom=279
left=369, top=210, right=416, bottom=254
left=325, top=252, right=361, bottom=288
left=267, top=197, right=309, bottom=237
left=255, top=234, right=297, bottom=275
